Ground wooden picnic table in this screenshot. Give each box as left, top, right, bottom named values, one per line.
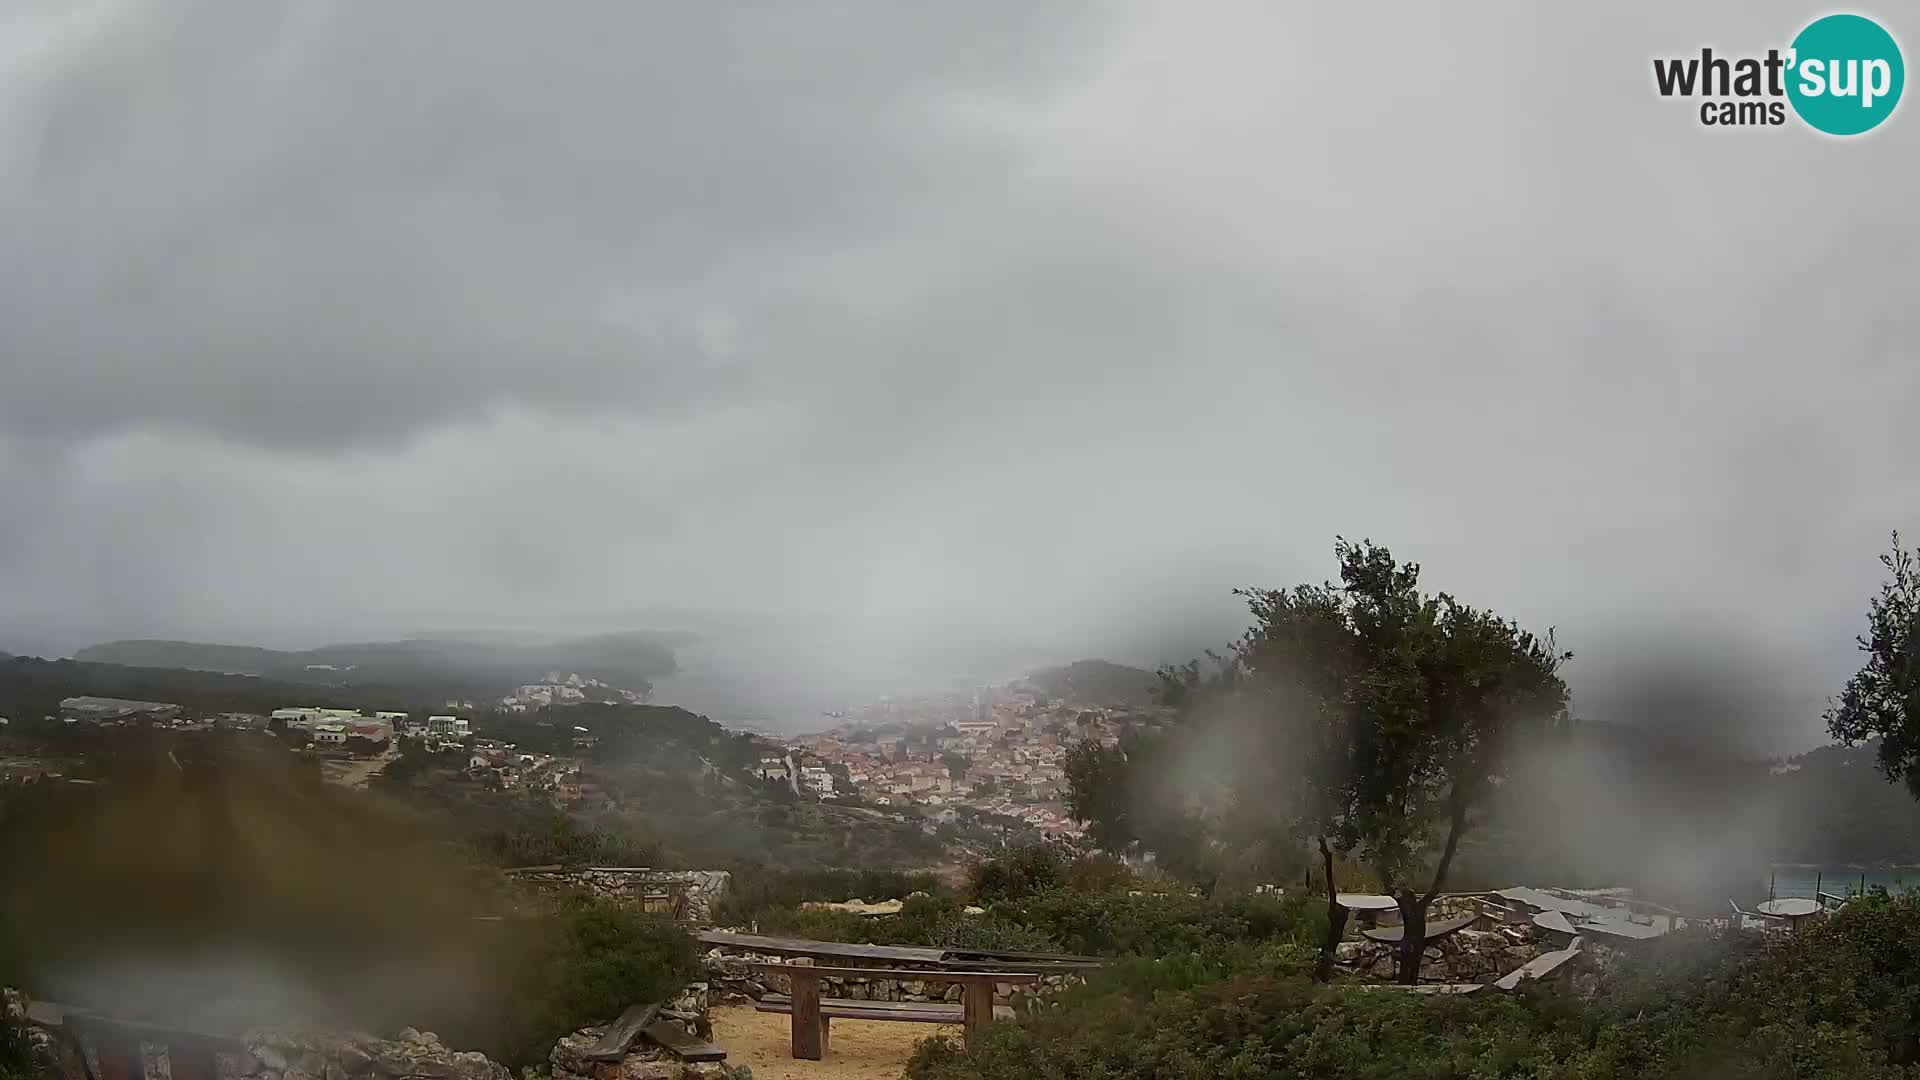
left=752, top=963, right=1045, bottom=1060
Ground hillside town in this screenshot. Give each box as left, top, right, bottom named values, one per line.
left=769, top=681, right=1172, bottom=838
left=15, top=679, right=1169, bottom=846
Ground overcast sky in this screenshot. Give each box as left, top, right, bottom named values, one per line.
left=2, top=2, right=1914, bottom=748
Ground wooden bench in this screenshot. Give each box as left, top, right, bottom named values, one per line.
left=581, top=1002, right=726, bottom=1065
left=752, top=963, right=1044, bottom=1060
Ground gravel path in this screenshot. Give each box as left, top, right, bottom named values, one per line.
left=707, top=1004, right=960, bottom=1080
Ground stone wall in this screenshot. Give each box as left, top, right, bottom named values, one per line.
left=505, top=868, right=731, bottom=926
left=221, top=1029, right=511, bottom=1080
left=702, top=948, right=1080, bottom=1007
left=11, top=984, right=738, bottom=1080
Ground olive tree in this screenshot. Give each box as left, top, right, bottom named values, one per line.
left=1827, top=533, right=1920, bottom=793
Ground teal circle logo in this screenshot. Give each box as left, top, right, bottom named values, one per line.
left=1787, top=14, right=1904, bottom=135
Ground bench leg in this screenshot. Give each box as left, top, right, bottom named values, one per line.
left=791, top=974, right=825, bottom=1060
left=962, top=982, right=995, bottom=1038
left=820, top=1016, right=831, bottom=1056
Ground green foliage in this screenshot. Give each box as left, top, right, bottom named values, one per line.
left=1026, top=660, right=1161, bottom=708
left=989, top=890, right=1318, bottom=957
left=1064, top=730, right=1225, bottom=885
left=969, top=845, right=1072, bottom=904
left=1827, top=532, right=1920, bottom=797
left=711, top=866, right=950, bottom=926
left=491, top=899, right=699, bottom=1067
left=473, top=807, right=660, bottom=867
left=1061, top=852, right=1135, bottom=894
left=908, top=894, right=1920, bottom=1080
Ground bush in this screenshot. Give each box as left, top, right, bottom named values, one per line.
left=739, top=893, right=1064, bottom=953
left=908, top=895, right=1920, bottom=1080
left=935, top=914, right=1062, bottom=954
left=711, top=865, right=950, bottom=927
left=489, top=899, right=699, bottom=1067
left=473, top=808, right=659, bottom=868
left=969, top=845, right=1071, bottom=905
left=989, top=889, right=1318, bottom=957
left=1061, top=852, right=1135, bottom=894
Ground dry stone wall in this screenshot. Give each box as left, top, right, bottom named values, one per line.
left=504, top=868, right=731, bottom=925
left=702, top=948, right=1079, bottom=1006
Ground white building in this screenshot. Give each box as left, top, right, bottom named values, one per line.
left=799, top=765, right=835, bottom=795
left=427, top=715, right=471, bottom=737
left=313, top=722, right=349, bottom=746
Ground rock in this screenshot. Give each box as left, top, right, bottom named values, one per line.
left=449, top=1050, right=508, bottom=1080
left=1333, top=941, right=1371, bottom=963
left=593, top=1060, right=678, bottom=1080
left=549, top=1029, right=605, bottom=1077
left=255, top=1045, right=291, bottom=1072
left=332, top=1042, right=374, bottom=1074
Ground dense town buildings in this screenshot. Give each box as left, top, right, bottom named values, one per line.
left=779, top=680, right=1171, bottom=839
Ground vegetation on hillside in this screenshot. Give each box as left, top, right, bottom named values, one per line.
left=72, top=630, right=680, bottom=701
left=1025, top=660, right=1161, bottom=708
left=907, top=891, right=1920, bottom=1080
left=716, top=845, right=1317, bottom=961
left=0, top=654, right=409, bottom=727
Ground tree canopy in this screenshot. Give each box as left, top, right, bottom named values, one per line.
left=1827, top=532, right=1920, bottom=795
left=1068, top=538, right=1573, bottom=981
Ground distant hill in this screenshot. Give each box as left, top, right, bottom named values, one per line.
left=74, top=631, right=679, bottom=699
left=1, top=653, right=411, bottom=724
left=1026, top=659, right=1161, bottom=708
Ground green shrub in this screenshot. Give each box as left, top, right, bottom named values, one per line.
left=907, top=895, right=1920, bottom=1080
left=711, top=864, right=950, bottom=926
left=989, top=889, right=1319, bottom=957
left=934, top=914, right=1062, bottom=954
left=969, top=845, right=1071, bottom=904
left=1061, top=853, right=1136, bottom=894
left=489, top=899, right=699, bottom=1067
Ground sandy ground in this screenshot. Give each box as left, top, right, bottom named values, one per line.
left=708, top=1004, right=960, bottom=1080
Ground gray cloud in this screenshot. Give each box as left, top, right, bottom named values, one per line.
left=2, top=1, right=1917, bottom=743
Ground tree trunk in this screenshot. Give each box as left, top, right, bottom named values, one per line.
left=1314, top=836, right=1349, bottom=983
left=1394, top=790, right=1470, bottom=985
left=1394, top=890, right=1428, bottom=985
